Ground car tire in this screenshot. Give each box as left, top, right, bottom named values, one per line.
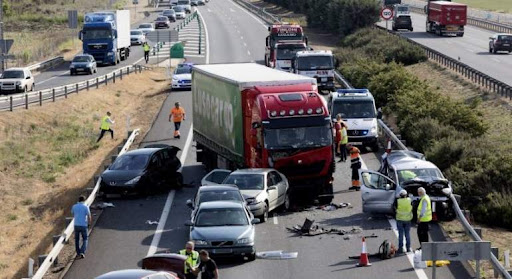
left=371, top=142, right=379, bottom=152
left=493, top=47, right=498, bottom=54
left=247, top=253, right=256, bottom=261
left=489, top=46, right=492, bottom=53
left=259, top=203, right=268, bottom=223
left=173, top=172, right=184, bottom=189
left=280, top=191, right=290, bottom=212
left=318, top=196, right=333, bottom=205
left=70, top=71, right=74, bottom=76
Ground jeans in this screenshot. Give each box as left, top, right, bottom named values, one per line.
left=75, top=226, right=88, bottom=255
left=174, top=121, right=181, bottom=131
left=396, top=220, right=411, bottom=251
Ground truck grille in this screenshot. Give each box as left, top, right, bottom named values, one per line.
left=278, top=160, right=326, bottom=177
left=88, top=44, right=108, bottom=50
left=348, top=130, right=368, bottom=136
left=211, top=241, right=234, bottom=246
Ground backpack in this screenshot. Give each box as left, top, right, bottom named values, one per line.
left=379, top=240, right=396, bottom=259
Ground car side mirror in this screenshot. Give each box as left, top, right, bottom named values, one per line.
left=385, top=184, right=391, bottom=191
left=251, top=218, right=260, bottom=224
left=79, top=30, right=83, bottom=40
left=184, top=220, right=193, bottom=226
left=186, top=199, right=194, bottom=209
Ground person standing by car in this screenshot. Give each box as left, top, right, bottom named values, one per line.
left=338, top=121, right=348, bottom=162
left=333, top=114, right=342, bottom=157
left=180, top=241, right=200, bottom=279
left=417, top=187, right=432, bottom=247
left=188, top=250, right=219, bottom=279
left=143, top=42, right=150, bottom=63
left=348, top=144, right=361, bottom=190
left=395, top=189, right=412, bottom=253
left=72, top=196, right=91, bottom=258
left=169, top=102, right=186, bottom=139
left=96, top=111, right=115, bottom=143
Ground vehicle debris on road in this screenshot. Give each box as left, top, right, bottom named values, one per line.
left=256, top=250, right=298, bottom=260
left=91, top=202, right=115, bottom=209
left=287, top=218, right=362, bottom=236
left=146, top=220, right=159, bottom=225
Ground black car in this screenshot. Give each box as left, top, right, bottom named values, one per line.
left=392, top=15, right=413, bottom=31
left=100, top=146, right=182, bottom=196
left=162, top=9, right=177, bottom=22
left=489, top=33, right=512, bottom=54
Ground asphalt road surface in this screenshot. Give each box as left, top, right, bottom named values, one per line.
left=377, top=12, right=512, bottom=86
left=64, top=1, right=473, bottom=278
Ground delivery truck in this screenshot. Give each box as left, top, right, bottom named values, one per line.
left=80, top=10, right=131, bottom=65
left=291, top=50, right=337, bottom=92
left=425, top=0, right=467, bottom=37
left=192, top=63, right=335, bottom=203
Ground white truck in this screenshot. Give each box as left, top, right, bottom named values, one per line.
left=80, top=10, right=131, bottom=65
left=291, top=50, right=337, bottom=92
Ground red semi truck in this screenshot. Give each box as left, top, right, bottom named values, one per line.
left=265, top=23, right=308, bottom=69
left=192, top=63, right=335, bottom=203
left=425, top=0, right=467, bottom=37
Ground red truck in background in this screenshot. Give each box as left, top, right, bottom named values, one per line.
left=425, top=0, right=467, bottom=37
left=265, top=23, right=308, bottom=70
left=192, top=63, right=335, bottom=203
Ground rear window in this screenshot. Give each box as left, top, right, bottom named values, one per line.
left=498, top=35, right=512, bottom=41
left=131, top=30, right=142, bottom=35
left=156, top=17, right=168, bottom=21
left=198, top=190, right=243, bottom=204
left=73, top=56, right=90, bottom=62
left=163, top=10, right=175, bottom=14
left=173, top=6, right=184, bottom=11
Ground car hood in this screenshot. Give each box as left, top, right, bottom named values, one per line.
left=191, top=225, right=253, bottom=241
left=240, top=190, right=264, bottom=199
left=0, top=78, right=22, bottom=83
left=173, top=73, right=191, bottom=80
left=101, top=170, right=143, bottom=182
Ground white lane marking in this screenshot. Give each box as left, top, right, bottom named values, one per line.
left=207, top=8, right=212, bottom=12
left=147, top=125, right=194, bottom=256
left=273, top=213, right=278, bottom=225
left=241, top=36, right=244, bottom=40
left=491, top=57, right=501, bottom=63
left=243, top=42, right=247, bottom=47
left=37, top=70, right=71, bottom=84
left=359, top=156, right=427, bottom=279
left=237, top=29, right=240, bottom=33
left=229, top=0, right=267, bottom=30
left=465, top=48, right=475, bottom=53
left=247, top=50, right=251, bottom=56
left=230, top=8, right=236, bottom=13
left=196, top=9, right=210, bottom=64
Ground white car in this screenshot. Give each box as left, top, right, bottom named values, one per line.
left=177, top=0, right=192, bottom=13
left=202, top=168, right=290, bottom=222
left=137, top=23, right=155, bottom=35
left=130, top=29, right=146, bottom=45
left=171, top=63, right=192, bottom=90
left=0, top=68, right=35, bottom=94
left=198, top=0, right=206, bottom=4
left=173, top=6, right=186, bottom=19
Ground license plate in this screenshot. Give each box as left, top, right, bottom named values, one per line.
left=503, top=44, right=510, bottom=46
left=76, top=68, right=84, bottom=71
left=213, top=249, right=232, bottom=254
left=350, top=142, right=363, bottom=146
left=447, top=26, right=457, bottom=31
left=321, top=77, right=328, bottom=82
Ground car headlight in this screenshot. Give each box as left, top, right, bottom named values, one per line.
left=370, top=126, right=378, bottom=136
left=16, top=81, right=21, bottom=85
left=172, top=76, right=178, bottom=80
left=194, top=240, right=208, bottom=246
left=125, top=176, right=141, bottom=185
left=107, top=52, right=114, bottom=56
left=236, top=238, right=253, bottom=245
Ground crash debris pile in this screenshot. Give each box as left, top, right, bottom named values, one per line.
left=287, top=218, right=362, bottom=236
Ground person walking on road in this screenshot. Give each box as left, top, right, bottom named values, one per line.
left=96, top=111, right=115, bottom=142
left=188, top=250, right=219, bottom=279
left=348, top=144, right=361, bottom=190
left=395, top=189, right=413, bottom=253
left=170, top=102, right=186, bottom=139
left=72, top=196, right=91, bottom=259
left=180, top=241, right=200, bottom=279
left=417, top=187, right=432, bottom=248
left=143, top=42, right=150, bottom=64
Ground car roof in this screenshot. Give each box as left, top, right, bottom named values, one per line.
left=230, top=168, right=273, bottom=175
left=4, top=68, right=26, bottom=71
left=198, top=201, right=244, bottom=209
left=122, top=148, right=160, bottom=156
left=198, top=185, right=240, bottom=192
left=96, top=269, right=170, bottom=279
left=387, top=151, right=439, bottom=171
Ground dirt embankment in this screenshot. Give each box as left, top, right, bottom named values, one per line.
left=0, top=68, right=170, bottom=279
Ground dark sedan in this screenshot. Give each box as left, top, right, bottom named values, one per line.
left=100, top=146, right=182, bottom=196
left=70, top=54, right=97, bottom=75
left=95, top=269, right=178, bottom=279
left=155, top=16, right=171, bottom=29
left=162, top=9, right=177, bottom=22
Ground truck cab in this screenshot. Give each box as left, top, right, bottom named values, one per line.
left=291, top=50, right=336, bottom=92
left=265, top=23, right=307, bottom=68
left=328, top=89, right=379, bottom=151
left=271, top=41, right=307, bottom=71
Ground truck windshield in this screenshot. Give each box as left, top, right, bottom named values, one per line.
left=297, top=56, right=333, bottom=70
left=332, top=100, right=375, bottom=119
left=83, top=28, right=112, bottom=40
left=264, top=124, right=332, bottom=150
left=276, top=44, right=307, bottom=60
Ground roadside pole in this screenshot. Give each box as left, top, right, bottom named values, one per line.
left=381, top=7, right=393, bottom=30
left=0, top=0, right=4, bottom=72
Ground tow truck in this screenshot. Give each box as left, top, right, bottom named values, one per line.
left=264, top=23, right=308, bottom=69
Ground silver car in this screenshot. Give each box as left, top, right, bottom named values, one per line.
left=173, top=6, right=186, bottom=19
left=185, top=201, right=259, bottom=261
left=360, top=150, right=455, bottom=220
left=130, top=29, right=146, bottom=45
left=70, top=54, right=97, bottom=75
left=138, top=23, right=155, bottom=35
left=186, top=185, right=248, bottom=223
left=202, top=168, right=290, bottom=222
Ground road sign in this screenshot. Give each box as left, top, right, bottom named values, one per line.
left=133, top=0, right=139, bottom=4
left=68, top=10, right=78, bottom=29
left=146, top=30, right=179, bottom=43
left=380, top=7, right=393, bottom=20
left=0, top=39, right=14, bottom=54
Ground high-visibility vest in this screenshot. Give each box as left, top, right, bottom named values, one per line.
left=171, top=107, right=185, bottom=122
left=417, top=194, right=432, bottom=222
left=100, top=116, right=111, bottom=130
left=350, top=146, right=360, bottom=168
left=396, top=197, right=413, bottom=221
left=179, top=249, right=199, bottom=274
left=143, top=44, right=150, bottom=52
left=340, top=127, right=348, bottom=144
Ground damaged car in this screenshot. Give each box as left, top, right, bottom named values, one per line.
left=359, top=150, right=456, bottom=221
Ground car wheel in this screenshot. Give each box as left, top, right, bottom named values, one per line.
left=172, top=172, right=184, bottom=189
left=371, top=142, right=379, bottom=152
left=489, top=46, right=492, bottom=53
left=70, top=71, right=74, bottom=76
left=31, top=84, right=35, bottom=91
left=318, top=196, right=333, bottom=205
left=259, top=203, right=268, bottom=223
left=247, top=253, right=256, bottom=261
left=493, top=47, right=498, bottom=54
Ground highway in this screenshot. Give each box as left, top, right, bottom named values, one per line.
left=378, top=11, right=512, bottom=86
left=59, top=1, right=474, bottom=279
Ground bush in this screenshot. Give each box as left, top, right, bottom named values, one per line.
left=339, top=59, right=388, bottom=89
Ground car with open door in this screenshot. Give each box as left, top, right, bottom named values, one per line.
left=359, top=150, right=456, bottom=221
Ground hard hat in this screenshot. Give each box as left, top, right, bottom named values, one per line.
left=400, top=189, right=407, bottom=197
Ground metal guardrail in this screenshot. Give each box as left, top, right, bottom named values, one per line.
left=27, top=56, right=65, bottom=73
left=0, top=65, right=144, bottom=112
left=232, top=0, right=281, bottom=24
left=31, top=129, right=141, bottom=279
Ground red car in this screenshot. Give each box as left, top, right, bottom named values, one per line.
left=155, top=16, right=171, bottom=29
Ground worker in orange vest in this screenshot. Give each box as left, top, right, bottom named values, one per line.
left=349, top=144, right=361, bottom=191
left=169, top=102, right=186, bottom=139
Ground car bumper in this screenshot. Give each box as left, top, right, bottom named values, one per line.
left=495, top=45, right=512, bottom=51
left=70, top=67, right=91, bottom=73
left=248, top=202, right=266, bottom=216
left=171, top=82, right=192, bottom=89
left=197, top=246, right=255, bottom=258
left=100, top=183, right=138, bottom=194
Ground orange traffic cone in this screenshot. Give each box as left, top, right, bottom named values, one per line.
left=356, top=237, right=371, bottom=267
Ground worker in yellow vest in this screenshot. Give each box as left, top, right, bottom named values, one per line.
left=395, top=189, right=412, bottom=253
left=417, top=187, right=432, bottom=247
left=179, top=241, right=200, bottom=279
left=96, top=111, right=115, bottom=143
left=143, top=42, right=150, bottom=64
left=348, top=144, right=361, bottom=190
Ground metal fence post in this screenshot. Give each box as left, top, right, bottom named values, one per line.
left=127, top=66, right=130, bottom=75
left=87, top=80, right=90, bottom=91
left=9, top=96, right=13, bottom=111
left=120, top=69, right=123, bottom=80
left=64, top=86, right=68, bottom=98
left=113, top=72, right=116, bottom=83
left=39, top=91, right=42, bottom=106
left=76, top=83, right=79, bottom=94
left=52, top=89, right=56, bottom=102
left=105, top=75, right=108, bottom=86
left=25, top=94, right=28, bottom=109
left=199, top=16, right=202, bottom=55
left=96, top=78, right=99, bottom=89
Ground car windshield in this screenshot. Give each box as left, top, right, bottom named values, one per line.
left=332, top=100, right=375, bottom=119
left=175, top=67, right=191, bottom=74
left=264, top=124, right=332, bottom=150
left=131, top=30, right=143, bottom=35
left=198, top=190, right=243, bottom=204
left=156, top=17, right=168, bottom=21
left=110, top=154, right=150, bottom=171
left=498, top=35, right=512, bottom=41
left=173, top=6, right=184, bottom=11
left=163, top=10, right=175, bottom=15
left=1, top=70, right=24, bottom=79
left=224, top=174, right=264, bottom=190
left=195, top=208, right=248, bottom=226
left=139, top=24, right=152, bottom=29
left=83, top=28, right=112, bottom=40
left=276, top=44, right=306, bottom=60
left=297, top=56, right=333, bottom=70
left=73, top=56, right=90, bottom=62
left=397, top=168, right=444, bottom=184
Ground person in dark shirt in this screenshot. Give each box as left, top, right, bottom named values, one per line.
left=188, top=250, right=219, bottom=279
